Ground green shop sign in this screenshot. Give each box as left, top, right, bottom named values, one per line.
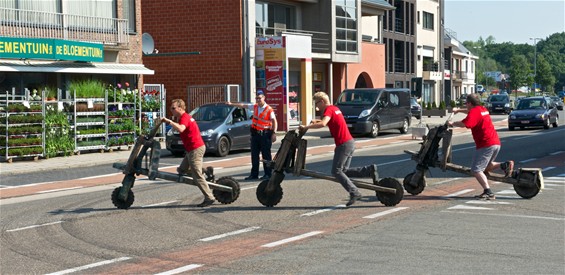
left=0, top=37, right=103, bottom=62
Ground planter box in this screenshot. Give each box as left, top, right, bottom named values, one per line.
left=423, top=109, right=449, bottom=118
left=411, top=126, right=429, bottom=140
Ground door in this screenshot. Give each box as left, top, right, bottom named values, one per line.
left=229, top=107, right=252, bottom=149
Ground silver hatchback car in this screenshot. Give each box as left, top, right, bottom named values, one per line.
left=166, top=103, right=253, bottom=157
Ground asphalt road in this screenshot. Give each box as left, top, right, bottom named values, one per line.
left=1, top=115, right=564, bottom=274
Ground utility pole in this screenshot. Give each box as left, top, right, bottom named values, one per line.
left=530, top=37, right=542, bottom=95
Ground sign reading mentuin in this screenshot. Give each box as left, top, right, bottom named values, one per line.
left=0, top=37, right=104, bottom=62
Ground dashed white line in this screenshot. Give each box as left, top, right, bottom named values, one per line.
left=6, top=221, right=63, bottom=232
left=301, top=205, right=346, bottom=216
left=199, top=227, right=261, bottom=242
left=441, top=210, right=565, bottom=221
left=240, top=185, right=258, bottom=191
left=261, top=231, right=324, bottom=248
left=79, top=173, right=121, bottom=180
left=363, top=207, right=409, bottom=219
left=466, top=200, right=512, bottom=205
left=142, top=200, right=179, bottom=208
left=45, top=257, right=132, bottom=275
left=541, top=167, right=555, bottom=172
left=36, top=186, right=84, bottom=194
left=448, top=205, right=494, bottom=210
left=154, top=264, right=203, bottom=275
left=519, top=158, right=537, bottom=164
left=496, top=190, right=519, bottom=194
left=440, top=188, right=474, bottom=198
left=549, top=151, right=564, bottom=155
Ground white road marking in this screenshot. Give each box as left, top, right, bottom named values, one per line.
left=434, top=177, right=463, bottom=185
left=199, top=226, right=261, bottom=242
left=447, top=205, right=494, bottom=210
left=261, top=231, right=324, bottom=248
left=363, top=207, right=409, bottom=219
left=541, top=167, right=555, bottom=172
left=154, top=264, right=204, bottom=275
left=45, top=257, right=132, bottom=275
left=440, top=188, right=474, bottom=198
left=142, top=200, right=179, bottom=208
left=441, top=210, right=565, bottom=221
left=6, top=221, right=63, bottom=232
left=496, top=190, right=518, bottom=194
left=301, top=205, right=346, bottom=216
left=466, top=200, right=512, bottom=205
left=36, top=186, right=84, bottom=194
left=79, top=173, right=121, bottom=180
left=519, top=158, right=537, bottom=163
left=240, top=185, right=258, bottom=191
left=549, top=151, right=564, bottom=155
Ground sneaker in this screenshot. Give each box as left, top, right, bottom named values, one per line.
left=346, top=192, right=362, bottom=206
left=244, top=176, right=259, bottom=181
left=503, top=161, right=514, bottom=178
left=260, top=175, right=271, bottom=180
left=370, top=164, right=379, bottom=184
left=474, top=192, right=496, bottom=200
left=197, top=198, right=215, bottom=207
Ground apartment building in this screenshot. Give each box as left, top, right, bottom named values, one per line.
left=0, top=0, right=152, bottom=95
left=444, top=29, right=478, bottom=103
left=141, top=0, right=394, bottom=131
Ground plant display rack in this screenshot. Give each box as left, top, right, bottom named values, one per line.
left=106, top=93, right=136, bottom=151
left=0, top=90, right=44, bottom=163
left=74, top=94, right=107, bottom=154
left=44, top=89, right=75, bottom=158
left=140, top=84, right=166, bottom=140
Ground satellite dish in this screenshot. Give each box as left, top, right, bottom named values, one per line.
left=142, top=33, right=155, bottom=55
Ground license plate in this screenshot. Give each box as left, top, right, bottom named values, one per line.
left=177, top=140, right=184, bottom=145
left=346, top=124, right=352, bottom=127
left=495, top=107, right=502, bottom=109
left=521, top=120, right=530, bottom=124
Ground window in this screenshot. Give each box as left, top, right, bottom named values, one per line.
left=256, top=1, right=295, bottom=36
left=123, top=0, right=136, bottom=33
left=335, top=0, right=358, bottom=53
left=423, top=11, right=434, bottom=30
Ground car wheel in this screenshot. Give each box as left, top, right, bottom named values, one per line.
left=399, top=118, right=409, bottom=134
left=543, top=118, right=550, bottom=129
left=215, top=136, right=231, bottom=157
left=369, top=121, right=380, bottom=138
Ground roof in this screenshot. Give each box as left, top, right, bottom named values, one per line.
left=0, top=59, right=154, bottom=75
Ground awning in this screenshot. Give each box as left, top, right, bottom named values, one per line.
left=0, top=59, right=154, bottom=75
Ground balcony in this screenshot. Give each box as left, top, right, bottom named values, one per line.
left=0, top=8, right=129, bottom=47
left=256, top=26, right=330, bottom=54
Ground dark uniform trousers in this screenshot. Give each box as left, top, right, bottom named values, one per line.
left=250, top=128, right=273, bottom=178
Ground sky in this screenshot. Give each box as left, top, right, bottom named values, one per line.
left=444, top=0, right=565, bottom=44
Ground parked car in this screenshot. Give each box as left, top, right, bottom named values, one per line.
left=508, top=96, right=559, bottom=131
left=549, top=96, right=564, bottom=110
left=336, top=88, right=412, bottom=138
left=486, top=94, right=512, bottom=114
left=458, top=94, right=468, bottom=106
left=166, top=103, right=253, bottom=157
left=410, top=97, right=421, bottom=119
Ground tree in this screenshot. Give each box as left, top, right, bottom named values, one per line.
left=535, top=54, right=556, bottom=93
left=509, top=55, right=533, bottom=94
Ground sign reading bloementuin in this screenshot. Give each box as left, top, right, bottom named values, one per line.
left=256, top=36, right=287, bottom=131
left=0, top=37, right=104, bottom=62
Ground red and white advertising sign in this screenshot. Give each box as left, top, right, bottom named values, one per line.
left=256, top=36, right=287, bottom=131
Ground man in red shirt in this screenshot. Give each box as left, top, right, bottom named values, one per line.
left=162, top=99, right=215, bottom=207
left=449, top=93, right=514, bottom=200
left=300, top=92, right=378, bottom=207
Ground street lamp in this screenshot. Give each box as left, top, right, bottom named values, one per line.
left=530, top=37, right=542, bottom=95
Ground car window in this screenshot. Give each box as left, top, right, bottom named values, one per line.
left=337, top=90, right=377, bottom=105
left=190, top=105, right=231, bottom=122
left=517, top=99, right=545, bottom=110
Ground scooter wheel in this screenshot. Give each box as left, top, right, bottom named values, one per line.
left=376, top=177, right=404, bottom=206
left=213, top=176, right=240, bottom=204
left=256, top=179, right=283, bottom=207
left=513, top=172, right=541, bottom=199
left=111, top=187, right=134, bottom=209
left=403, top=172, right=426, bottom=195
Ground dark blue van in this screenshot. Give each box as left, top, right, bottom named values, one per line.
left=336, top=88, right=412, bottom=137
